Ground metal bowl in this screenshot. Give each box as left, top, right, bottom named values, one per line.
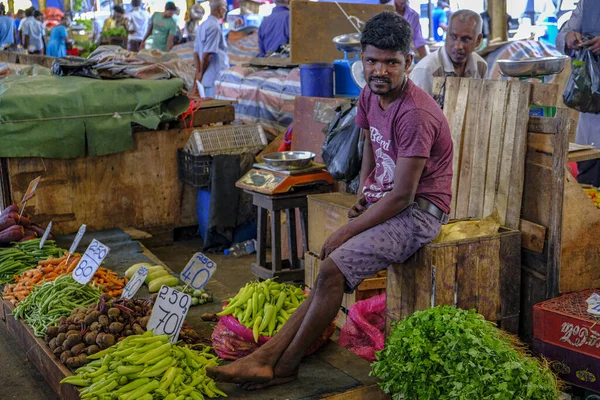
left=333, top=33, right=361, bottom=52
left=496, top=55, right=570, bottom=78
left=262, top=151, right=316, bottom=171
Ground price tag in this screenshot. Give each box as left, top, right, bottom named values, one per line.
left=20, top=176, right=41, bottom=205
left=179, top=252, right=217, bottom=290
left=147, top=285, right=191, bottom=343
left=39, top=221, right=53, bottom=249
left=72, top=239, right=110, bottom=285
left=69, top=224, right=87, bottom=255
left=120, top=266, right=148, bottom=300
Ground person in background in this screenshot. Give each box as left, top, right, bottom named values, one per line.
left=0, top=3, right=5, bottom=16
left=142, top=1, right=177, bottom=52
left=0, top=12, right=16, bottom=47
left=103, top=5, right=128, bottom=33
left=410, top=9, right=486, bottom=97
left=46, top=15, right=70, bottom=57
left=14, top=9, right=24, bottom=44
left=193, top=0, right=229, bottom=98
left=127, top=0, right=149, bottom=51
left=257, top=0, right=289, bottom=57
left=21, top=9, right=45, bottom=54
left=556, top=0, right=600, bottom=186
left=206, top=11, right=452, bottom=389
left=432, top=1, right=449, bottom=42
left=394, top=0, right=427, bottom=59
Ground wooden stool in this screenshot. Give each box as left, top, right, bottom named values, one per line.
left=248, top=191, right=315, bottom=282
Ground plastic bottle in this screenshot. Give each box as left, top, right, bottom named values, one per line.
left=224, top=240, right=256, bottom=257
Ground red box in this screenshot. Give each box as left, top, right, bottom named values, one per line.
left=533, top=289, right=600, bottom=358
left=533, top=339, right=600, bottom=392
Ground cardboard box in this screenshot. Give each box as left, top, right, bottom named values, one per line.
left=307, top=193, right=356, bottom=254
left=305, top=251, right=386, bottom=329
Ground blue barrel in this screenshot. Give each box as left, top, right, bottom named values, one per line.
left=300, top=63, right=334, bottom=98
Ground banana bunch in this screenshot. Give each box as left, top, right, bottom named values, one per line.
left=216, top=280, right=307, bottom=342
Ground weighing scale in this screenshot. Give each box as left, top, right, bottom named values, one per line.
left=236, top=163, right=333, bottom=195
left=332, top=33, right=366, bottom=97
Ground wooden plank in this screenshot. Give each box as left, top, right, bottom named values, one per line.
left=476, top=237, right=501, bottom=322
left=528, top=117, right=558, bottom=134
left=357, top=277, right=387, bottom=291
left=307, top=193, right=355, bottom=254
left=433, top=245, right=458, bottom=307
left=468, top=80, right=494, bottom=218
left=568, top=148, right=600, bottom=163
left=323, top=384, right=391, bottom=400
left=190, top=104, right=235, bottom=127
left=495, top=82, right=520, bottom=226
left=520, top=268, right=548, bottom=341
left=290, top=1, right=393, bottom=64
left=529, top=82, right=559, bottom=107
left=455, top=79, right=482, bottom=218
left=414, top=248, right=434, bottom=311
left=249, top=57, right=298, bottom=68
left=498, top=231, right=521, bottom=334
left=448, top=78, right=470, bottom=218
left=528, top=133, right=555, bottom=154
left=519, top=219, right=546, bottom=254
left=505, top=82, right=531, bottom=230
left=455, top=241, right=480, bottom=311
left=482, top=81, right=509, bottom=217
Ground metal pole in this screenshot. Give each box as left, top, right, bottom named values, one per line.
left=489, top=0, right=507, bottom=41
left=428, top=0, right=433, bottom=40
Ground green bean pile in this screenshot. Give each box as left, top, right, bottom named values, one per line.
left=0, top=239, right=66, bottom=285
left=13, top=275, right=101, bottom=337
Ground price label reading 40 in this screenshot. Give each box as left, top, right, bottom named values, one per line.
left=180, top=252, right=217, bottom=290
left=147, top=285, right=191, bottom=343
left=120, top=266, right=148, bottom=300
left=72, top=239, right=110, bottom=285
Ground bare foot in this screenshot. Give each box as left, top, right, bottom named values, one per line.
left=240, top=374, right=298, bottom=391
left=207, top=359, right=274, bottom=384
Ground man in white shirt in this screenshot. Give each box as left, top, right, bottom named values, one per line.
left=410, top=9, right=487, bottom=98
left=20, top=8, right=45, bottom=54
left=127, top=0, right=149, bottom=52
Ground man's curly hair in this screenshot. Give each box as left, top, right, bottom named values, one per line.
left=360, top=11, right=412, bottom=54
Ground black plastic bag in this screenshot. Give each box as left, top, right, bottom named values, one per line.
left=52, top=56, right=101, bottom=79
left=322, top=100, right=364, bottom=183
left=563, top=47, right=600, bottom=114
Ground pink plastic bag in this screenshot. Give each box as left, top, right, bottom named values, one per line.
left=212, top=314, right=337, bottom=361
left=338, top=293, right=386, bottom=362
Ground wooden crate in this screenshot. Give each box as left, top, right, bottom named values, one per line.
left=0, top=50, right=18, bottom=63
left=385, top=227, right=521, bottom=335
left=305, top=251, right=386, bottom=329
left=17, top=53, right=55, bottom=68
left=307, top=193, right=355, bottom=255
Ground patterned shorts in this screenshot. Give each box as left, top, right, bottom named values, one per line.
left=329, top=203, right=441, bottom=292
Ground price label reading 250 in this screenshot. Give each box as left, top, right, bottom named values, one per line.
left=147, top=285, right=191, bottom=343
left=72, top=239, right=110, bottom=285
left=180, top=252, right=217, bottom=290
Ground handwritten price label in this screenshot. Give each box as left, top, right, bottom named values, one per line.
left=21, top=176, right=41, bottom=205
left=121, top=266, right=148, bottom=300
left=39, top=222, right=53, bottom=249
left=69, top=224, right=87, bottom=255
left=72, top=239, right=110, bottom=285
left=179, top=252, right=217, bottom=290
left=147, top=285, right=191, bottom=343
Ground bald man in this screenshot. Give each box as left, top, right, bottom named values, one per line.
left=193, top=0, right=229, bottom=98
left=410, top=9, right=487, bottom=98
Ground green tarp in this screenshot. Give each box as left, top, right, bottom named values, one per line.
left=0, top=74, right=190, bottom=159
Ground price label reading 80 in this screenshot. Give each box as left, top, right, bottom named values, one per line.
left=120, top=266, right=148, bottom=300
left=72, top=239, right=110, bottom=285
left=147, top=285, right=191, bottom=343
left=179, top=252, right=217, bottom=290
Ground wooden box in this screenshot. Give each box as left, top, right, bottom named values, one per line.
left=307, top=193, right=355, bottom=255
left=386, top=227, right=521, bottom=335
left=305, top=251, right=386, bottom=329
left=533, top=290, right=600, bottom=359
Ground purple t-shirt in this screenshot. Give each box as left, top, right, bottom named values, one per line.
left=355, top=79, right=453, bottom=214
left=258, top=6, right=290, bottom=57
left=401, top=6, right=428, bottom=51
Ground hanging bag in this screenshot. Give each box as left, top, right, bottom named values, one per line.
left=563, top=46, right=600, bottom=114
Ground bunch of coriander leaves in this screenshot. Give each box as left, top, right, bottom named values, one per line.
left=371, top=306, right=560, bottom=400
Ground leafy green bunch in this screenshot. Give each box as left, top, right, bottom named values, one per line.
left=371, top=306, right=560, bottom=400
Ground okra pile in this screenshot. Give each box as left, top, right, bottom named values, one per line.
left=61, top=331, right=227, bottom=399
left=216, top=279, right=308, bottom=341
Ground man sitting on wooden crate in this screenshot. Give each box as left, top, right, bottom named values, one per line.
left=207, top=11, right=453, bottom=389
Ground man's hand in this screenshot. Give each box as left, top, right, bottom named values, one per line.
left=582, top=36, right=600, bottom=55
left=566, top=31, right=584, bottom=49
left=348, top=194, right=367, bottom=218
left=140, top=40, right=146, bottom=50
left=319, top=227, right=350, bottom=261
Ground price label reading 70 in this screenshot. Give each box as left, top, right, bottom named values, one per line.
left=180, top=252, right=217, bottom=290
left=147, top=285, right=191, bottom=343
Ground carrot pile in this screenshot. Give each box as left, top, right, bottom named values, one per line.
left=3, top=254, right=128, bottom=306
